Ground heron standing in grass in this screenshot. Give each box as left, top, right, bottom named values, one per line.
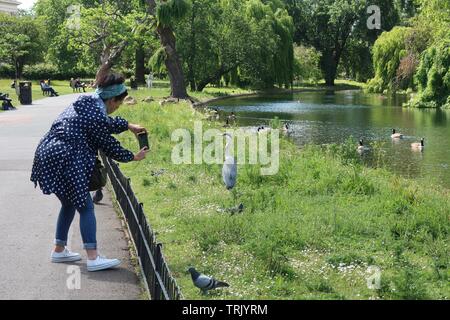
left=222, top=133, right=237, bottom=191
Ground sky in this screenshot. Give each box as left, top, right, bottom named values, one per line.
left=18, top=0, right=36, bottom=10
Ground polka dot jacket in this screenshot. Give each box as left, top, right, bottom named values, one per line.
left=30, top=94, right=134, bottom=208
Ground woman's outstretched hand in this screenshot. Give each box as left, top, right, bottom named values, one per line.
left=128, top=123, right=147, bottom=135
left=134, top=147, right=150, bottom=161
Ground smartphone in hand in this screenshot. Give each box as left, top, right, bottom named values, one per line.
left=137, top=132, right=150, bottom=150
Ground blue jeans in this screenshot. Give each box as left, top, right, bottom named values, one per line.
left=55, top=194, right=97, bottom=250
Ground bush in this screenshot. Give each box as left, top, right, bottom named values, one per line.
left=0, top=63, right=98, bottom=80
left=23, top=63, right=60, bottom=80
left=293, top=45, right=322, bottom=84
left=366, top=27, right=411, bottom=93
left=408, top=41, right=450, bottom=108
left=0, top=63, right=15, bottom=78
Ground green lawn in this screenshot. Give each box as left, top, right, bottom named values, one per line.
left=126, top=80, right=254, bottom=100
left=112, top=87, right=449, bottom=300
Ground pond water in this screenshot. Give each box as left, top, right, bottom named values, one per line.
left=210, top=90, right=450, bottom=188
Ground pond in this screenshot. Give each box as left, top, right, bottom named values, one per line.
left=209, top=90, right=450, bottom=188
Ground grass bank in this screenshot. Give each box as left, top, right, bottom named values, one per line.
left=113, top=86, right=449, bottom=300
left=293, top=79, right=367, bottom=91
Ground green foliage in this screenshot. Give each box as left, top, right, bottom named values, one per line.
left=409, top=41, right=450, bottom=108
left=366, top=0, right=449, bottom=107
left=293, top=45, right=321, bottom=83
left=0, top=13, right=44, bottom=78
left=176, top=0, right=294, bottom=91
left=0, top=63, right=15, bottom=78
left=35, top=0, right=153, bottom=74
left=34, top=0, right=85, bottom=75
left=287, top=0, right=404, bottom=85
left=286, top=0, right=367, bottom=85
left=20, top=63, right=94, bottom=80
left=413, top=0, right=450, bottom=43
left=366, top=27, right=411, bottom=93
left=156, top=0, right=190, bottom=27
left=149, top=47, right=167, bottom=73
left=339, top=38, right=374, bottom=83
left=272, top=8, right=295, bottom=87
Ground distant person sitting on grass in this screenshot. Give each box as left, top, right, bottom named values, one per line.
left=30, top=65, right=149, bottom=272
left=40, top=80, right=59, bottom=97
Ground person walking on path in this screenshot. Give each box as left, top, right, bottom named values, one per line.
left=30, top=69, right=149, bottom=272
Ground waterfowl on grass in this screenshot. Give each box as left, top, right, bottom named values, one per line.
left=257, top=126, right=271, bottom=134
left=228, top=112, right=237, bottom=122
left=282, top=123, right=291, bottom=135
left=357, top=139, right=369, bottom=153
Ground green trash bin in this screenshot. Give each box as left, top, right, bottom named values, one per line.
left=19, top=81, right=32, bottom=105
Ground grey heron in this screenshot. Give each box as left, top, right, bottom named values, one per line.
left=222, top=133, right=237, bottom=190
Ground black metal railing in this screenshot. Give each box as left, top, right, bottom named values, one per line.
left=101, top=153, right=182, bottom=300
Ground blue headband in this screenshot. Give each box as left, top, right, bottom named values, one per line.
left=95, top=84, right=127, bottom=100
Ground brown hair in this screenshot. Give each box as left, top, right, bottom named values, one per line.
left=95, top=64, right=129, bottom=102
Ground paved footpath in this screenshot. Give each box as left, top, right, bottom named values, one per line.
left=0, top=94, right=142, bottom=300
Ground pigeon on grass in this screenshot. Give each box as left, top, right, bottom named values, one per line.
left=217, top=203, right=244, bottom=215
left=188, top=267, right=229, bottom=294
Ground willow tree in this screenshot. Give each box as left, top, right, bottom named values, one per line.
left=146, top=0, right=189, bottom=98
left=175, top=0, right=294, bottom=91
left=271, top=7, right=295, bottom=88
left=366, top=26, right=411, bottom=93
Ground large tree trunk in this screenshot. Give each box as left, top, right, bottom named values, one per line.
left=158, top=25, right=188, bottom=98
left=135, top=44, right=146, bottom=85
left=14, top=59, right=23, bottom=79
left=146, top=0, right=188, bottom=99
left=321, top=52, right=338, bottom=86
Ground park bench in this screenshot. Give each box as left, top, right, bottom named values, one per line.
left=40, top=82, right=53, bottom=96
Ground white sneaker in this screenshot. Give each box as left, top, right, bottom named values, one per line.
left=51, top=248, right=82, bottom=263
left=87, top=255, right=121, bottom=272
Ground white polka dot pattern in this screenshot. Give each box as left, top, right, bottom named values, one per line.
left=30, top=95, right=134, bottom=208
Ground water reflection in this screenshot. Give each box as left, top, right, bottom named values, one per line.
left=210, top=90, right=450, bottom=188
